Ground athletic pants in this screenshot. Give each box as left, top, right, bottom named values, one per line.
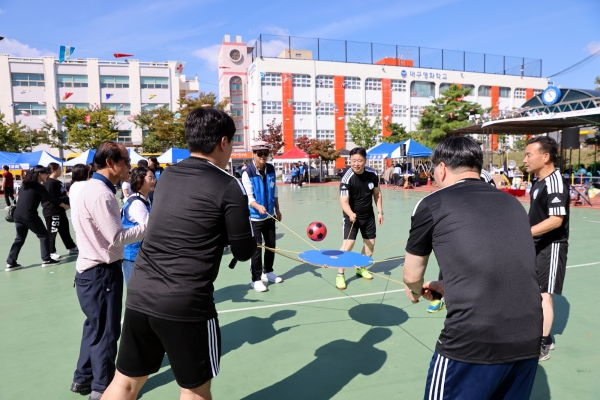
left=4, top=187, right=14, bottom=206
left=250, top=218, right=276, bottom=281
left=45, top=213, right=76, bottom=254
left=7, top=217, right=51, bottom=264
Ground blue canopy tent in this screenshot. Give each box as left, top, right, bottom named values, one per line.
left=0, top=152, right=21, bottom=169
left=64, top=149, right=96, bottom=167
left=157, top=148, right=190, bottom=164
left=366, top=142, right=402, bottom=160
left=390, top=139, right=432, bottom=158
left=17, top=150, right=64, bottom=167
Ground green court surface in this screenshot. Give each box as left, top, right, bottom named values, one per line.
left=1, top=185, right=599, bottom=399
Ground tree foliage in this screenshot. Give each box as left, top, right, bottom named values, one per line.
left=309, top=139, right=342, bottom=166
left=347, top=106, right=381, bottom=149
left=295, top=135, right=312, bottom=153
left=255, top=119, right=285, bottom=154
left=55, top=106, right=120, bottom=151
left=381, top=121, right=410, bottom=143
left=595, top=76, right=600, bottom=91
left=0, top=113, right=46, bottom=152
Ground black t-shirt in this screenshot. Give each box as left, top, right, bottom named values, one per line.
left=479, top=170, right=496, bottom=187
left=126, top=157, right=255, bottom=322
left=14, top=182, right=64, bottom=221
left=340, top=167, right=379, bottom=215
left=406, top=179, right=542, bottom=364
left=42, top=177, right=70, bottom=217
left=528, top=169, right=569, bottom=248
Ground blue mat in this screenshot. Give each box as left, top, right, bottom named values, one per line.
left=298, top=250, right=373, bottom=268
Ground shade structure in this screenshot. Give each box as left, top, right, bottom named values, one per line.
left=273, top=147, right=318, bottom=160
left=366, top=142, right=401, bottom=159
left=157, top=148, right=190, bottom=164
left=64, top=149, right=96, bottom=167
left=17, top=150, right=64, bottom=167
left=390, top=139, right=432, bottom=158
left=128, top=149, right=147, bottom=165
left=0, top=151, right=21, bottom=168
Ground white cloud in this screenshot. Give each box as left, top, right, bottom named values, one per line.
left=0, top=38, right=55, bottom=57
left=260, top=25, right=290, bottom=37
left=192, top=44, right=221, bottom=71
left=586, top=41, right=600, bottom=54
left=0, top=8, right=6, bottom=14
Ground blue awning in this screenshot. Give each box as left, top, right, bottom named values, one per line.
left=366, top=142, right=401, bottom=159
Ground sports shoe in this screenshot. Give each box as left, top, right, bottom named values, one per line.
left=70, top=382, right=91, bottom=395
left=262, top=272, right=283, bottom=283
left=251, top=280, right=268, bottom=292
left=50, top=253, right=61, bottom=260
left=336, top=274, right=346, bottom=290
left=68, top=246, right=79, bottom=255
left=549, top=343, right=555, bottom=351
left=355, top=268, right=373, bottom=280
left=427, top=299, right=446, bottom=313
left=539, top=344, right=550, bottom=362
left=42, top=259, right=61, bottom=267
left=5, top=263, right=22, bottom=272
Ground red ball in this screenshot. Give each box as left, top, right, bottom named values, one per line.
left=307, top=221, right=327, bottom=242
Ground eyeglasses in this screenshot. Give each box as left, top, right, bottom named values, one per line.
left=255, top=151, right=269, bottom=157
left=120, top=157, right=131, bottom=167
left=146, top=175, right=156, bottom=181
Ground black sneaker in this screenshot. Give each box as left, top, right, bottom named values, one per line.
left=5, top=263, right=22, bottom=272
left=42, top=259, right=61, bottom=267
left=70, top=381, right=92, bottom=395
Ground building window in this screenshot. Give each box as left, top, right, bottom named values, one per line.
left=365, top=78, right=381, bottom=90
left=59, top=103, right=89, bottom=109
left=57, top=75, right=88, bottom=88
left=316, top=75, right=334, bottom=88
left=345, top=130, right=352, bottom=142
left=439, top=83, right=475, bottom=95
left=316, top=102, right=335, bottom=115
left=292, top=74, right=311, bottom=87
left=230, top=77, right=242, bottom=91
left=11, top=73, right=45, bottom=87
left=233, top=133, right=244, bottom=144
left=463, top=84, right=476, bottom=95
left=478, top=86, right=492, bottom=97
left=103, top=103, right=131, bottom=115
left=141, top=77, right=169, bottom=89
left=262, top=101, right=282, bottom=114
left=367, top=103, right=382, bottom=116
left=499, top=87, right=511, bottom=98
left=142, top=130, right=150, bottom=137
left=294, top=129, right=312, bottom=139
left=392, top=105, right=407, bottom=117
left=100, top=76, right=130, bottom=88
left=293, top=102, right=312, bottom=114
left=410, top=81, right=435, bottom=97
left=514, top=88, right=526, bottom=99
left=117, top=131, right=132, bottom=143
left=391, top=79, right=406, bottom=92
left=316, top=130, right=335, bottom=140
left=142, top=104, right=167, bottom=111
left=230, top=76, right=243, bottom=120
left=15, top=102, right=46, bottom=115
left=344, top=77, right=361, bottom=90
left=410, top=106, right=421, bottom=118
left=261, top=73, right=281, bottom=86
left=533, top=89, right=543, bottom=96
left=344, top=103, right=362, bottom=115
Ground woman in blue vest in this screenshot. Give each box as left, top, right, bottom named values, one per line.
left=121, top=166, right=155, bottom=285
left=241, top=141, right=284, bottom=292
left=291, top=163, right=299, bottom=187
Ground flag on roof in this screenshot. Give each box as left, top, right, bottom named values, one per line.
left=114, top=53, right=134, bottom=58
left=59, top=46, right=75, bottom=63
left=175, top=62, right=184, bottom=77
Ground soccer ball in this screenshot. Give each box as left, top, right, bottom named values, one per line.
left=307, top=221, right=327, bottom=242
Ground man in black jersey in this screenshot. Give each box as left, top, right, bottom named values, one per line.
left=524, top=135, right=569, bottom=361
left=404, top=137, right=541, bottom=399
left=337, top=147, right=383, bottom=290
left=104, top=108, right=257, bottom=400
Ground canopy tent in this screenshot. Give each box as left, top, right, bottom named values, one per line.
left=64, top=149, right=95, bottom=167
left=17, top=150, right=64, bottom=166
left=366, top=142, right=402, bottom=159
left=273, top=147, right=318, bottom=160
left=128, top=149, right=147, bottom=165
left=157, top=148, right=190, bottom=164
left=0, top=151, right=21, bottom=169
left=390, top=139, right=432, bottom=158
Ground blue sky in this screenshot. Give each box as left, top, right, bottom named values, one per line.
left=0, top=0, right=598, bottom=93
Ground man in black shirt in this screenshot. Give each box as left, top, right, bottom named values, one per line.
left=104, top=108, right=257, bottom=400
left=337, top=147, right=383, bottom=290
left=523, top=135, right=569, bottom=361
left=404, top=137, right=541, bottom=399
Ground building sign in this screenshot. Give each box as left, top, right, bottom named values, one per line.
left=402, top=69, right=448, bottom=80
left=231, top=151, right=253, bottom=159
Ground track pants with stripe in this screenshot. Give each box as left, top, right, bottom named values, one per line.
left=424, top=351, right=538, bottom=400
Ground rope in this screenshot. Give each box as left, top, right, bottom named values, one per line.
left=342, top=220, right=355, bottom=251
left=265, top=211, right=319, bottom=250
left=368, top=271, right=407, bottom=287
left=370, top=255, right=406, bottom=264
left=371, top=240, right=407, bottom=255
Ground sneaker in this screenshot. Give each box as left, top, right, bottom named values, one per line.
left=68, top=246, right=79, bottom=255
left=42, top=259, right=61, bottom=267
left=336, top=274, right=347, bottom=290
left=549, top=343, right=555, bottom=351
left=251, top=280, right=268, bottom=292
left=355, top=268, right=373, bottom=280
left=50, top=253, right=61, bottom=260
left=262, top=272, right=283, bottom=283
left=70, top=382, right=91, bottom=395
left=5, top=263, right=22, bottom=272
left=539, top=344, right=550, bottom=362
left=427, top=299, right=446, bottom=313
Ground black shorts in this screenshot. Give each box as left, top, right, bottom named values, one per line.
left=116, top=308, right=221, bottom=389
left=342, top=213, right=376, bottom=241
left=536, top=242, right=568, bottom=295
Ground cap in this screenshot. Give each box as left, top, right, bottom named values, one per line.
left=251, top=141, right=272, bottom=151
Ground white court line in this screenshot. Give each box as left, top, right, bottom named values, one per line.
left=567, top=261, right=600, bottom=269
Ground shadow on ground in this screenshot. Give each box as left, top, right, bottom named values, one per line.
left=214, top=284, right=260, bottom=304
left=530, top=364, right=550, bottom=399
left=551, top=294, right=570, bottom=346
left=348, top=303, right=409, bottom=327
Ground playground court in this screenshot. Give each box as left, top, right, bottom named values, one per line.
left=0, top=185, right=599, bottom=399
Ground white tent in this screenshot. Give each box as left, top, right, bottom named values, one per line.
left=64, top=150, right=95, bottom=167
left=128, top=149, right=147, bottom=165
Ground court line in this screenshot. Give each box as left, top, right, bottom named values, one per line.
left=567, top=261, right=600, bottom=269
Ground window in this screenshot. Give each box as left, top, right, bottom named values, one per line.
left=233, top=133, right=244, bottom=144
left=410, top=81, right=435, bottom=97
left=499, top=87, right=511, bottom=98
left=100, top=76, right=130, bottom=88
left=410, top=106, right=421, bottom=118
left=345, top=103, right=361, bottom=115
left=11, top=73, right=45, bottom=87
left=343, top=77, right=360, bottom=90
left=533, top=89, right=543, bottom=96
left=294, top=129, right=312, bottom=139
left=514, top=88, right=526, bottom=99
left=463, top=85, right=476, bottom=96
left=365, top=78, right=381, bottom=90
left=316, top=102, right=335, bottom=115
left=59, top=103, right=89, bottom=109
left=103, top=103, right=131, bottom=115
left=142, top=104, right=167, bottom=111
left=293, top=102, right=311, bottom=114
left=15, top=102, right=46, bottom=115
left=392, top=104, right=407, bottom=117
left=261, top=73, right=281, bottom=86
left=230, top=76, right=243, bottom=119
left=316, top=130, right=334, bottom=140
left=292, top=74, right=311, bottom=87
left=117, top=131, right=132, bottom=143
left=391, top=79, right=406, bottom=92
left=478, top=86, right=491, bottom=97
left=367, top=103, right=382, bottom=116
left=230, top=77, right=242, bottom=91
left=57, top=75, right=88, bottom=88
left=345, top=130, right=352, bottom=142
left=262, top=101, right=281, bottom=114
left=316, top=75, right=333, bottom=88
left=141, top=77, right=169, bottom=89
left=142, top=130, right=150, bottom=137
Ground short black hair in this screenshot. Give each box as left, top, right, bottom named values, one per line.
left=94, top=141, right=126, bottom=169
left=148, top=156, right=159, bottom=165
left=185, top=108, right=236, bottom=154
left=71, top=164, right=89, bottom=183
left=130, top=166, right=149, bottom=192
left=2, top=165, right=8, bottom=171
left=137, top=159, right=149, bottom=168
left=349, top=147, right=367, bottom=158
left=431, top=136, right=482, bottom=173
left=47, top=162, right=61, bottom=173
left=527, top=136, right=558, bottom=163
left=22, top=165, right=48, bottom=188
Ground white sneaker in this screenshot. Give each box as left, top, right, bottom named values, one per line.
left=251, top=280, right=268, bottom=292
left=68, top=246, right=79, bottom=255
left=262, top=272, right=283, bottom=283
left=50, top=253, right=61, bottom=260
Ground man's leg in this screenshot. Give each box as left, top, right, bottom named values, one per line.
left=102, top=372, right=148, bottom=400
left=250, top=220, right=267, bottom=291
left=261, top=219, right=282, bottom=283
left=361, top=238, right=375, bottom=256
left=181, top=380, right=212, bottom=400
left=4, top=188, right=11, bottom=207
left=541, top=293, right=554, bottom=337
left=338, top=216, right=358, bottom=288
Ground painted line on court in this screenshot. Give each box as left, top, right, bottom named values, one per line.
left=218, top=289, right=404, bottom=314
left=567, top=261, right=600, bottom=269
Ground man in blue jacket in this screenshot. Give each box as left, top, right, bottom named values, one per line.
left=242, top=141, right=284, bottom=292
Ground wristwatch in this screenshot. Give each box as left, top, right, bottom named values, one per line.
left=378, top=211, right=384, bottom=215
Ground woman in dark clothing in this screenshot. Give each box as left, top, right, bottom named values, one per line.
left=5, top=165, right=68, bottom=272
left=42, top=163, right=78, bottom=260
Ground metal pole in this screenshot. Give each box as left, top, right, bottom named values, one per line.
left=418, top=47, right=421, bottom=68
left=371, top=42, right=373, bottom=64
left=522, top=57, right=525, bottom=77
left=317, top=38, right=320, bottom=60
left=345, top=41, right=347, bottom=63
left=396, top=45, right=399, bottom=67
left=463, top=51, right=466, bottom=71
left=484, top=54, right=486, bottom=73
left=540, top=59, right=542, bottom=77
left=503, top=56, right=505, bottom=75
left=288, top=36, right=291, bottom=58
left=260, top=34, right=263, bottom=58
left=441, top=49, right=444, bottom=70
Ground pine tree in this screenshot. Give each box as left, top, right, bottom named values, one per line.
left=381, top=121, right=410, bottom=143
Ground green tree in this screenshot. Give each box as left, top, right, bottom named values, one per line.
left=381, top=121, right=410, bottom=143
left=416, top=84, right=490, bottom=147
left=595, top=76, right=600, bottom=91
left=56, top=106, right=119, bottom=151
left=255, top=119, right=285, bottom=154
left=347, top=106, right=381, bottom=149
left=39, top=121, right=72, bottom=152
left=585, top=131, right=600, bottom=173
left=295, top=135, right=312, bottom=153
left=512, top=136, right=528, bottom=152
left=0, top=114, right=45, bottom=152
left=309, top=139, right=342, bottom=171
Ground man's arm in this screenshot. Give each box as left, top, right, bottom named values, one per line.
left=532, top=216, right=564, bottom=237
left=241, top=171, right=266, bottom=215
left=92, top=194, right=146, bottom=247
left=224, top=179, right=257, bottom=261
left=403, top=252, right=429, bottom=303
left=373, top=187, right=383, bottom=225
left=340, top=196, right=355, bottom=221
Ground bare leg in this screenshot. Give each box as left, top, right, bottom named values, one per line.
left=541, top=292, right=554, bottom=337
left=102, top=371, right=148, bottom=400
left=361, top=239, right=375, bottom=257
left=339, top=240, right=356, bottom=274
left=181, top=380, right=212, bottom=400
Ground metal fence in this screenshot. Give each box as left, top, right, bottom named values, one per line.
left=251, top=35, right=543, bottom=77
